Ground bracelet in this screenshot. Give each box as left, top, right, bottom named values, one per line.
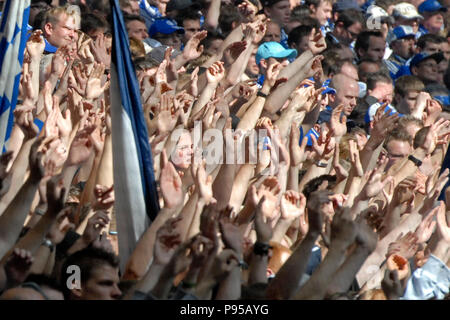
left=408, top=155, right=422, bottom=167
left=181, top=281, right=196, bottom=289
left=257, top=91, right=268, bottom=98
left=34, top=208, right=46, bottom=216
left=315, top=161, right=328, bottom=168
left=253, top=242, right=272, bottom=256
left=42, top=238, right=55, bottom=252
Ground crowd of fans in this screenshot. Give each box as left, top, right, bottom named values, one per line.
left=0, top=0, right=449, bottom=300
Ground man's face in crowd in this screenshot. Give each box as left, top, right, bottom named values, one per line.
left=246, top=47, right=260, bottom=77
left=412, top=58, right=439, bottom=84
left=441, top=41, right=450, bottom=60
left=263, top=22, right=281, bottom=43
left=312, top=0, right=332, bottom=26
left=334, top=22, right=362, bottom=46
left=422, top=12, right=444, bottom=34
left=332, top=79, right=359, bottom=115
left=154, top=33, right=182, bottom=50
left=396, top=90, right=421, bottom=114
left=421, top=41, right=442, bottom=54
left=395, top=17, right=420, bottom=33
left=45, top=13, right=77, bottom=48
left=182, top=19, right=201, bottom=44
left=293, top=34, right=312, bottom=55
left=127, top=20, right=149, bottom=41
left=129, top=0, right=141, bottom=14
left=265, top=0, right=291, bottom=27
left=386, top=139, right=411, bottom=169
left=206, top=39, right=224, bottom=56
left=358, top=61, right=380, bottom=83
left=391, top=37, right=416, bottom=60
left=75, top=264, right=122, bottom=300
left=360, top=36, right=385, bottom=62
left=369, top=81, right=393, bottom=104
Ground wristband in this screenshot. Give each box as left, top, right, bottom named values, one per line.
left=315, top=161, right=328, bottom=168
left=257, top=91, right=268, bottom=98
left=408, top=155, right=422, bottom=167
left=42, top=238, right=55, bottom=252
left=253, top=242, right=272, bottom=256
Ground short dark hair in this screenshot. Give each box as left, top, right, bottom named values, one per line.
left=355, top=30, right=384, bottom=57
left=417, top=34, right=445, bottom=50
left=304, top=0, right=332, bottom=8
left=394, top=75, right=425, bottom=98
left=366, top=71, right=392, bottom=91
left=335, top=9, right=364, bottom=28
left=81, top=12, right=109, bottom=35
left=413, top=126, right=430, bottom=149
left=384, top=128, right=412, bottom=149
left=288, top=25, right=313, bottom=48
left=60, top=247, right=119, bottom=299
left=123, top=13, right=146, bottom=26
left=218, top=4, right=242, bottom=36
left=291, top=4, right=312, bottom=20
left=24, top=274, right=63, bottom=293
left=175, top=8, right=201, bottom=26
left=303, top=174, right=337, bottom=200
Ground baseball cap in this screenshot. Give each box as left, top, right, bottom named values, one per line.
left=148, top=18, right=185, bottom=37
left=392, top=2, right=424, bottom=20
left=365, top=102, right=402, bottom=123
left=387, top=25, right=416, bottom=45
left=366, top=5, right=394, bottom=24
left=148, top=45, right=181, bottom=64
left=255, top=42, right=297, bottom=65
left=333, top=0, right=363, bottom=12
left=410, top=51, right=445, bottom=70
left=321, top=79, right=336, bottom=95
left=418, top=0, right=447, bottom=13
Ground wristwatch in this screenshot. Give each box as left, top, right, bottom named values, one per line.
left=257, top=91, right=268, bottom=98
left=42, top=238, right=55, bottom=252
left=408, top=155, right=422, bottom=167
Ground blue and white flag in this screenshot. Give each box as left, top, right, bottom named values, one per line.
left=110, top=0, right=160, bottom=270
left=0, top=0, right=30, bottom=152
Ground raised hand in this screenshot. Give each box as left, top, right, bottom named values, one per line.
left=4, top=248, right=34, bottom=287
left=47, top=208, right=75, bottom=245
left=280, top=190, right=306, bottom=221
left=386, top=231, right=418, bottom=260
left=90, top=33, right=111, bottom=68
left=358, top=166, right=393, bottom=201
left=66, top=125, right=96, bottom=166
left=329, top=104, right=347, bottom=139
left=191, top=158, right=215, bottom=205
left=224, top=41, right=247, bottom=65
left=265, top=61, right=286, bottom=89
left=82, top=210, right=110, bottom=246
left=153, top=217, right=183, bottom=265
left=14, top=109, right=39, bottom=140
left=254, top=196, right=274, bottom=243
left=206, top=61, right=225, bottom=85
left=29, top=137, right=46, bottom=183
left=182, top=30, right=207, bottom=61
left=46, top=175, right=66, bottom=215
left=86, top=63, right=110, bottom=101
left=329, top=207, right=357, bottom=247
left=290, top=124, right=311, bottom=167
left=92, top=184, right=115, bottom=211
left=436, top=201, right=450, bottom=243
left=26, top=30, right=45, bottom=59
left=249, top=176, right=281, bottom=220
left=156, top=94, right=179, bottom=134
left=50, top=49, right=67, bottom=78
left=414, top=206, right=437, bottom=244
left=219, top=206, right=243, bottom=254
left=308, top=29, right=327, bottom=55
left=160, top=149, right=183, bottom=209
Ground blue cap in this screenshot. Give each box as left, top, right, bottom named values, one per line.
left=365, top=103, right=402, bottom=123
left=434, top=95, right=450, bottom=107
left=255, top=42, right=297, bottom=65
left=418, top=0, right=447, bottom=13
left=410, top=52, right=445, bottom=70
left=321, top=79, right=336, bottom=95
left=387, top=25, right=415, bottom=45
left=333, top=0, right=363, bottom=12
left=149, top=18, right=184, bottom=37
